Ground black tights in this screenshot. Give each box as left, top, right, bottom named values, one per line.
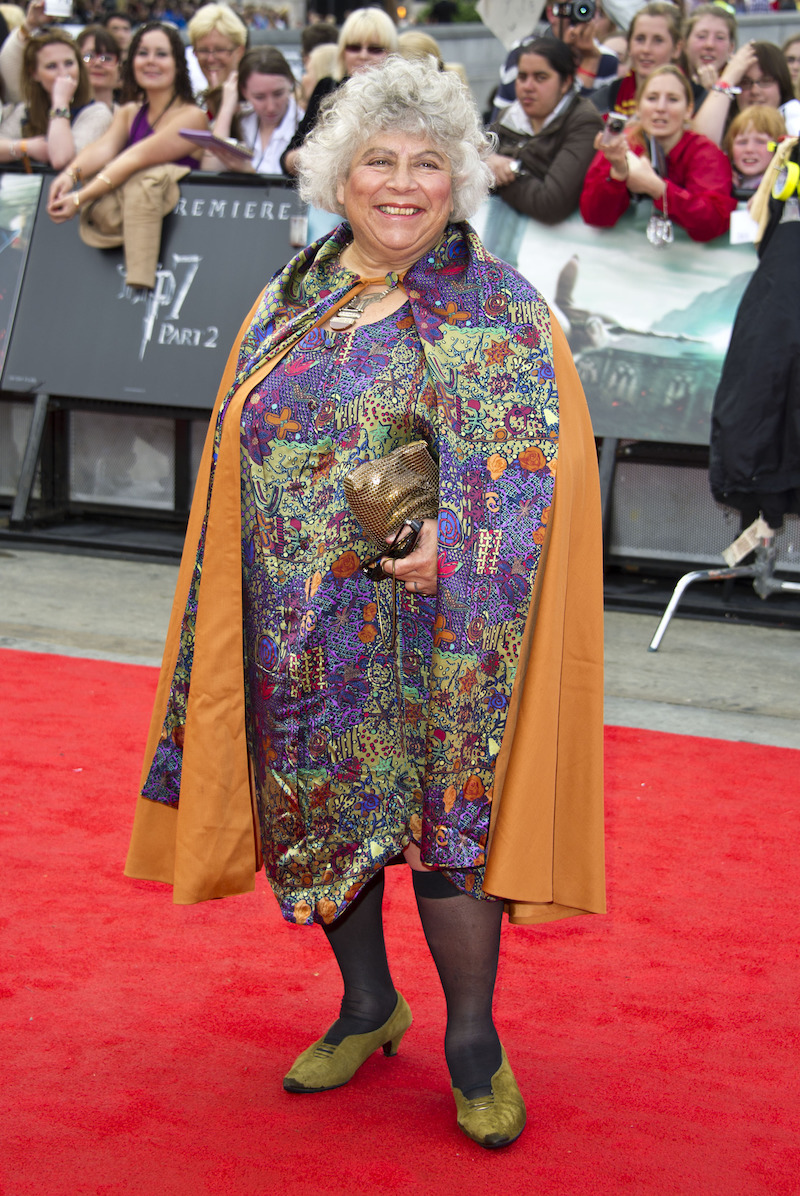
left=321, top=866, right=503, bottom=1098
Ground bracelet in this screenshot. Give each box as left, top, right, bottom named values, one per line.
left=711, top=80, right=741, bottom=97
left=73, top=192, right=81, bottom=209
left=19, top=139, right=28, bottom=157
left=67, top=165, right=82, bottom=184
left=9, top=140, right=19, bottom=159
left=49, top=107, right=71, bottom=121
left=96, top=172, right=114, bottom=191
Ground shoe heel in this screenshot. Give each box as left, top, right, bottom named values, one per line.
left=382, top=1022, right=409, bottom=1058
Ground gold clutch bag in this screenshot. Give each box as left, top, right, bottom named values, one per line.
left=343, top=440, right=439, bottom=547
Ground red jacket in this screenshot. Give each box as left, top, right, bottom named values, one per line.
left=579, top=130, right=736, bottom=242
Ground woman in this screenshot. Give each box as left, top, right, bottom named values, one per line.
left=581, top=64, right=736, bottom=242
left=76, top=24, right=121, bottom=112
left=0, top=29, right=112, bottom=169
left=397, top=29, right=444, bottom=69
left=487, top=38, right=603, bottom=225
left=693, top=40, right=800, bottom=146
left=592, top=1, right=688, bottom=118
left=46, top=23, right=207, bottom=290
left=299, top=41, right=337, bottom=108
left=681, top=3, right=736, bottom=92
left=201, top=46, right=300, bottom=174
left=280, top=6, right=398, bottom=177
left=125, top=57, right=605, bottom=1150
left=725, top=104, right=785, bottom=199
left=782, top=34, right=800, bottom=99
left=186, top=2, right=247, bottom=111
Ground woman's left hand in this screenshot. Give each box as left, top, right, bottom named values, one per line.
left=625, top=152, right=666, bottom=199
left=382, top=516, right=438, bottom=596
left=48, top=190, right=81, bottom=222
left=487, top=152, right=519, bottom=188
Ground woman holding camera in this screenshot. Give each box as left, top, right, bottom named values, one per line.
left=580, top=64, right=735, bottom=242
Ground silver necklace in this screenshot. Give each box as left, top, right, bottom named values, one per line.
left=329, top=283, right=395, bottom=332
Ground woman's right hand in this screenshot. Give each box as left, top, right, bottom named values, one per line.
left=594, top=127, right=629, bottom=179
left=48, top=172, right=73, bottom=207
left=24, top=0, right=47, bottom=33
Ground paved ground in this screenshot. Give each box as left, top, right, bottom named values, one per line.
left=1, top=545, right=798, bottom=749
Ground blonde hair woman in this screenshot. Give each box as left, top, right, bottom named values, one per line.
left=280, top=6, right=398, bottom=178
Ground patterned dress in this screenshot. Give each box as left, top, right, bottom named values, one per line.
left=240, top=308, right=443, bottom=924
left=140, top=224, right=565, bottom=924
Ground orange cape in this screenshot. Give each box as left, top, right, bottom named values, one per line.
left=125, top=301, right=605, bottom=926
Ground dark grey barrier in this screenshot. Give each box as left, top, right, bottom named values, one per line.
left=1, top=172, right=301, bottom=408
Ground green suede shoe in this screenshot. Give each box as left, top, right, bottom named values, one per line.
left=283, top=992, right=412, bottom=1093
left=452, top=1047, right=527, bottom=1148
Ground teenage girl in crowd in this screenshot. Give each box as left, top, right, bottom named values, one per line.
left=581, top=64, right=736, bottom=242
left=202, top=46, right=300, bottom=174
left=681, top=4, right=736, bottom=93
left=0, top=28, right=112, bottom=169
left=693, top=40, right=800, bottom=144
left=592, top=2, right=701, bottom=117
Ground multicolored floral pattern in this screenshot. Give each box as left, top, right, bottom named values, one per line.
left=141, top=222, right=559, bottom=926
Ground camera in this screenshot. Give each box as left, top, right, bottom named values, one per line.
left=607, top=114, right=628, bottom=136
left=551, top=1, right=596, bottom=25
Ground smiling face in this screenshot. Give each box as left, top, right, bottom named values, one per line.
left=79, top=35, right=120, bottom=95
left=243, top=72, right=293, bottom=127
left=685, top=15, right=733, bottom=76
left=629, top=16, right=680, bottom=79
left=193, top=27, right=244, bottom=85
left=32, top=41, right=79, bottom=97
left=731, top=123, right=776, bottom=179
left=637, top=71, right=691, bottom=152
left=336, top=131, right=453, bottom=274
left=515, top=51, right=571, bottom=129
left=133, top=29, right=177, bottom=94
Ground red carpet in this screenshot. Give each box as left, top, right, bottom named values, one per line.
left=1, top=647, right=798, bottom=1196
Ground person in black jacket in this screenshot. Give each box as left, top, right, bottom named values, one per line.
left=709, top=137, right=800, bottom=531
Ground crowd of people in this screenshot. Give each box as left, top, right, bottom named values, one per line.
left=0, top=0, right=797, bottom=262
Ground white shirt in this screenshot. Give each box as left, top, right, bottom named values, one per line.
left=238, top=96, right=300, bottom=175
left=779, top=99, right=800, bottom=138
